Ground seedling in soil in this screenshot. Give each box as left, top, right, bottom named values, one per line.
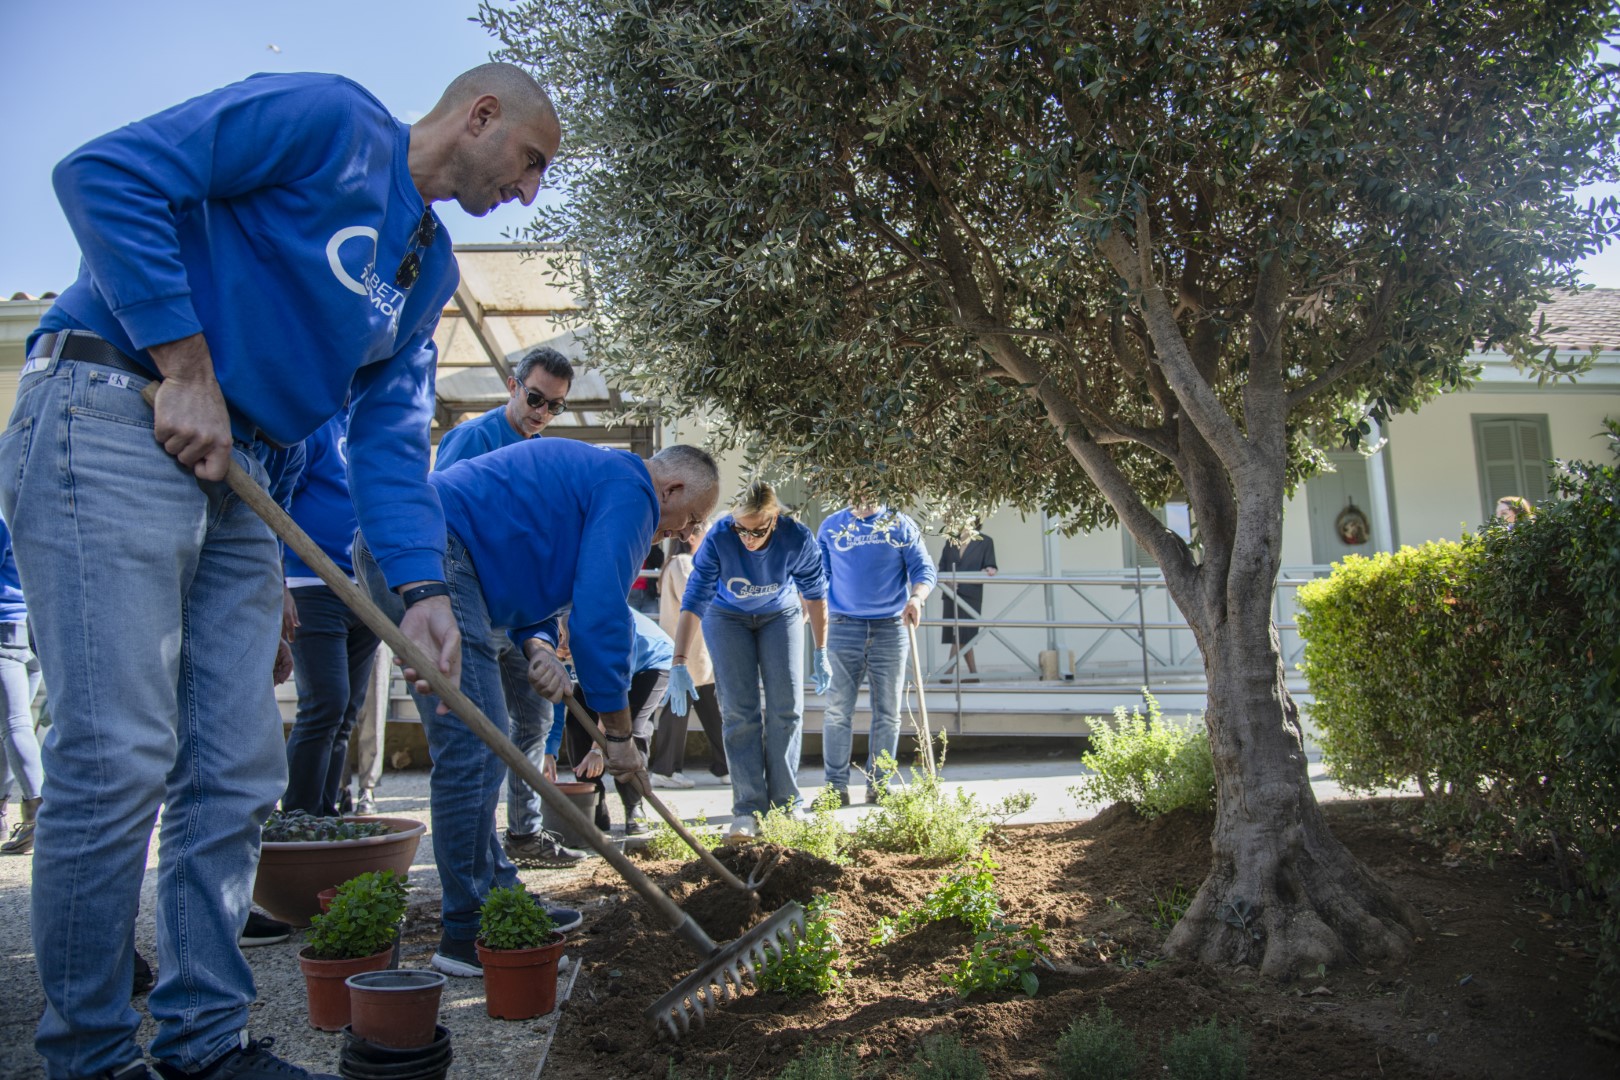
left=942, top=919, right=1052, bottom=997
left=644, top=814, right=724, bottom=861
left=1053, top=1002, right=1141, bottom=1080
left=1161, top=1018, right=1249, bottom=1080
left=262, top=809, right=392, bottom=843
left=776, top=1043, right=864, bottom=1080
left=872, top=852, right=1003, bottom=945
left=853, top=751, right=1032, bottom=861
left=758, top=787, right=852, bottom=864
left=906, top=1032, right=987, bottom=1080
left=1151, top=884, right=1193, bottom=933
left=757, top=895, right=844, bottom=997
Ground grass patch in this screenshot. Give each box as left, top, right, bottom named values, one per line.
left=1053, top=1003, right=1141, bottom=1080
left=1161, top=1018, right=1248, bottom=1080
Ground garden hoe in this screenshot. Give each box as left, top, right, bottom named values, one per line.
left=140, top=383, right=806, bottom=1040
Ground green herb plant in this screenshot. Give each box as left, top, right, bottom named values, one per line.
left=1069, top=694, right=1215, bottom=820
left=262, top=809, right=392, bottom=843
left=478, top=885, right=558, bottom=950
left=853, top=749, right=1032, bottom=861
left=872, top=852, right=1003, bottom=945
left=1161, top=1018, right=1248, bottom=1080
left=304, top=870, right=407, bottom=960
left=757, top=787, right=852, bottom=864
left=1152, top=884, right=1194, bottom=934
left=1053, top=1003, right=1141, bottom=1080
left=775, top=1043, right=863, bottom=1080
left=757, top=894, right=843, bottom=997
left=644, top=814, right=724, bottom=862
left=942, top=919, right=1051, bottom=998
left=906, top=1033, right=987, bottom=1080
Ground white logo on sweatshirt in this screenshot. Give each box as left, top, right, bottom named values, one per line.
left=326, top=226, right=406, bottom=326
left=726, top=577, right=781, bottom=600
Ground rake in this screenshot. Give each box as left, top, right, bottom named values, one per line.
left=140, top=384, right=805, bottom=1038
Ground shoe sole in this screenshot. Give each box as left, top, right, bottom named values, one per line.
left=238, top=932, right=291, bottom=948
left=431, top=952, right=484, bottom=978
left=547, top=910, right=584, bottom=934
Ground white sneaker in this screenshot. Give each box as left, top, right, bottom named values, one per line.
left=651, top=771, right=696, bottom=789
left=726, top=817, right=756, bottom=842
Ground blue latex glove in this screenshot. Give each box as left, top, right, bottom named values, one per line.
left=812, top=648, right=831, bottom=696
left=668, top=663, right=697, bottom=716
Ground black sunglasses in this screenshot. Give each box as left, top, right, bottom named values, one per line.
left=731, top=519, right=775, bottom=540
left=524, top=388, right=568, bottom=414
left=394, top=211, right=439, bottom=289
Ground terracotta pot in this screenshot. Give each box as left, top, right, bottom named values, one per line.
left=255, top=816, right=426, bottom=927
left=346, top=969, right=446, bottom=1049
left=475, top=933, right=566, bottom=1020
left=318, top=887, right=338, bottom=913
left=299, top=945, right=393, bottom=1031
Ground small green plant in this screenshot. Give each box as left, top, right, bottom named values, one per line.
left=872, top=852, right=1003, bottom=945
left=757, top=894, right=843, bottom=996
left=304, top=870, right=407, bottom=960
left=906, top=1033, right=986, bottom=1080
left=942, top=919, right=1051, bottom=997
left=776, top=1043, right=862, bottom=1080
left=262, top=809, right=392, bottom=842
left=1151, top=884, right=1193, bottom=933
left=1053, top=1003, right=1141, bottom=1080
left=1161, top=1019, right=1248, bottom=1080
left=854, top=751, right=1032, bottom=861
left=1069, top=693, right=1215, bottom=819
left=478, top=885, right=558, bottom=950
left=757, top=787, right=852, bottom=863
left=644, top=814, right=724, bottom=861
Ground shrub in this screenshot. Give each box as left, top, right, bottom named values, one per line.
left=853, top=749, right=1033, bottom=861
left=1053, top=1003, right=1141, bottom=1080
left=304, top=870, right=407, bottom=960
left=907, top=1033, right=987, bottom=1080
left=262, top=809, right=392, bottom=842
left=1160, top=1019, right=1247, bottom=1080
left=872, top=852, right=1002, bottom=945
left=644, top=814, right=724, bottom=861
left=478, top=885, right=557, bottom=950
left=1069, top=694, right=1214, bottom=819
left=942, top=919, right=1050, bottom=997
left=776, top=1044, right=862, bottom=1080
left=758, top=787, right=853, bottom=863
left=757, top=894, right=843, bottom=996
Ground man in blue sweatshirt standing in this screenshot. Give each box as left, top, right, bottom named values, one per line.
left=357, top=438, right=718, bottom=979
left=817, top=502, right=937, bottom=804
left=433, top=346, right=582, bottom=866
left=0, top=63, right=560, bottom=1080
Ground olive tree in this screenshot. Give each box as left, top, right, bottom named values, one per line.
left=483, top=0, right=1620, bottom=975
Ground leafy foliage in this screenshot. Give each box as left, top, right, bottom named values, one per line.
left=872, top=852, right=1003, bottom=945
left=262, top=809, right=391, bottom=843
left=942, top=920, right=1051, bottom=998
left=304, top=870, right=406, bottom=961
left=775, top=1044, right=863, bottom=1080
left=1053, top=1003, right=1142, bottom=1080
left=1070, top=694, right=1215, bottom=819
left=906, top=1033, right=987, bottom=1080
left=758, top=787, right=854, bottom=864
left=477, top=885, right=558, bottom=951
left=644, top=814, right=724, bottom=862
left=854, top=753, right=1032, bottom=860
left=757, top=895, right=844, bottom=997
left=1161, top=1019, right=1248, bottom=1080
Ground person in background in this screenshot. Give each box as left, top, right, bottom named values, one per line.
left=651, top=521, right=728, bottom=787
left=630, top=544, right=664, bottom=616
left=1495, top=495, right=1533, bottom=526
left=937, top=520, right=998, bottom=682
left=817, top=500, right=937, bottom=804
left=670, top=481, right=828, bottom=840
left=433, top=345, right=584, bottom=869
left=0, top=517, right=44, bottom=856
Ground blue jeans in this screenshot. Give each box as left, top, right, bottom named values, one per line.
left=821, top=614, right=909, bottom=790
left=356, top=532, right=519, bottom=942
left=500, top=641, right=556, bottom=837
left=283, top=585, right=380, bottom=815
left=0, top=356, right=286, bottom=1078
left=0, top=620, right=44, bottom=802
left=703, top=606, right=805, bottom=818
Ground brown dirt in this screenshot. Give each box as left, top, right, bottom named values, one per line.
left=532, top=800, right=1620, bottom=1079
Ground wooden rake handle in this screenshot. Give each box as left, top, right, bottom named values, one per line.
left=906, top=620, right=938, bottom=775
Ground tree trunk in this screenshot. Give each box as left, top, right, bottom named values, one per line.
left=1162, top=584, right=1424, bottom=977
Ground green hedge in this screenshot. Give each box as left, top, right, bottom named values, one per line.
left=1296, top=421, right=1620, bottom=1027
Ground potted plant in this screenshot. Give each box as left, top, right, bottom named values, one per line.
left=256, top=810, right=426, bottom=927
left=297, top=870, right=407, bottom=1031
left=345, top=968, right=447, bottom=1050
left=475, top=885, right=566, bottom=1020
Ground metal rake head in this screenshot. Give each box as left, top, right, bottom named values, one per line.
left=741, top=846, right=783, bottom=891
left=644, top=902, right=806, bottom=1040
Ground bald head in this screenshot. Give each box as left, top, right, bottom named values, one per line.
left=410, top=62, right=561, bottom=216
left=435, top=62, right=557, bottom=126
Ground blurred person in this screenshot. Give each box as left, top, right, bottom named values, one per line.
left=937, top=521, right=998, bottom=681
left=650, top=522, right=728, bottom=787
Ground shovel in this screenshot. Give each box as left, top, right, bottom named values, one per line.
left=141, top=384, right=803, bottom=1038
left=906, top=621, right=938, bottom=776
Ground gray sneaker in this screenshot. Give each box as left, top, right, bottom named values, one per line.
left=503, top=830, right=590, bottom=867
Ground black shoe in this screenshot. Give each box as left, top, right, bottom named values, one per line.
left=239, top=911, right=291, bottom=948
left=2, top=819, right=36, bottom=854
left=593, top=804, right=611, bottom=833
left=132, top=949, right=155, bottom=997
left=504, top=830, right=590, bottom=867
left=430, top=932, right=482, bottom=978
left=832, top=787, right=851, bottom=808
left=336, top=789, right=354, bottom=816
left=154, top=1036, right=338, bottom=1079
left=623, top=809, right=650, bottom=837
left=865, top=785, right=883, bottom=805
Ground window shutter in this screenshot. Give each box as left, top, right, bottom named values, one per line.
left=1473, top=415, right=1552, bottom=520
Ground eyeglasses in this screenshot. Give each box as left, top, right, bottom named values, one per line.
left=524, top=388, right=568, bottom=414
left=394, top=211, right=439, bottom=289
left=731, top=519, right=775, bottom=540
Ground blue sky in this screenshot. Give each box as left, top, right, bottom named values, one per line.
left=3, top=2, right=1618, bottom=296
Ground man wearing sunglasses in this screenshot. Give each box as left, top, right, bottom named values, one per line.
left=3, top=61, right=559, bottom=1080
left=436, top=346, right=573, bottom=464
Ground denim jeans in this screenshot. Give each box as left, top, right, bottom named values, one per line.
left=0, top=620, right=44, bottom=802
left=821, top=614, right=909, bottom=790
left=356, top=532, right=520, bottom=942
left=703, top=606, right=805, bottom=818
left=283, top=584, right=380, bottom=815
left=500, top=641, right=557, bottom=837
left=0, top=356, right=286, bottom=1078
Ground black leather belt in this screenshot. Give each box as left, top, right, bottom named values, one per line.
left=28, top=330, right=154, bottom=380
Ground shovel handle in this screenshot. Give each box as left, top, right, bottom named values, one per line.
left=906, top=621, right=937, bottom=775
left=139, top=383, right=718, bottom=957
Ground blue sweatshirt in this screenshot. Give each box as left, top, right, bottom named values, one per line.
left=431, top=439, right=659, bottom=713
left=543, top=610, right=673, bottom=756
left=0, top=519, right=26, bottom=625
left=285, top=411, right=360, bottom=582
left=682, top=514, right=827, bottom=618
left=434, top=405, right=528, bottom=471
left=37, top=72, right=457, bottom=589
left=817, top=507, right=938, bottom=619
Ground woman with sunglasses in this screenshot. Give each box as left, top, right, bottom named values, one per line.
left=668, top=480, right=830, bottom=839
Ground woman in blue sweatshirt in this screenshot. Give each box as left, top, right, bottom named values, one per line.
left=669, top=481, right=830, bottom=837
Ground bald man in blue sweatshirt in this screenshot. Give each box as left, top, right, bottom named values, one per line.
left=357, top=438, right=718, bottom=978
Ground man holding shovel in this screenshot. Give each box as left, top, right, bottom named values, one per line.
left=2, top=63, right=558, bottom=1080
left=356, top=437, right=719, bottom=979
